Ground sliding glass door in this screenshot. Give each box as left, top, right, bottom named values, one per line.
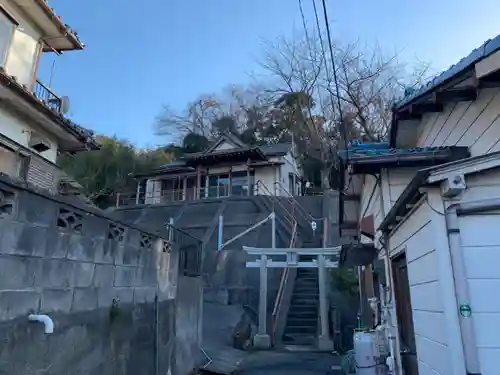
left=231, top=171, right=254, bottom=196
left=208, top=174, right=230, bottom=198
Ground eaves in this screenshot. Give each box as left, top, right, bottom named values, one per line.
left=378, top=151, right=500, bottom=233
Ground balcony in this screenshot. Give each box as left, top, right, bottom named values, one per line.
left=34, top=79, right=62, bottom=112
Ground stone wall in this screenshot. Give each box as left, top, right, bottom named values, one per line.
left=0, top=175, right=202, bottom=375
left=175, top=276, right=204, bottom=375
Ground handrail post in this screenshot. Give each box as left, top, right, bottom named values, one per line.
left=217, top=215, right=223, bottom=251
left=271, top=211, right=276, bottom=249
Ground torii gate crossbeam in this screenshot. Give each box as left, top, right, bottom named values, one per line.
left=242, top=246, right=341, bottom=350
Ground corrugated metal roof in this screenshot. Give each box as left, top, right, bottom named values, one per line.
left=395, top=33, right=500, bottom=109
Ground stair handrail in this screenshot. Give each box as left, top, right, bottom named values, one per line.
left=219, top=212, right=273, bottom=251
left=271, top=220, right=297, bottom=341
left=273, top=180, right=328, bottom=238
left=273, top=180, right=323, bottom=222
left=254, top=180, right=296, bottom=228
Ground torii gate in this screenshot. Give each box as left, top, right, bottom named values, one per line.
left=242, top=244, right=341, bottom=349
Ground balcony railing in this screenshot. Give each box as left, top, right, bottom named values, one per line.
left=34, top=80, right=62, bottom=112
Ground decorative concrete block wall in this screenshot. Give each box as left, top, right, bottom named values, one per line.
left=0, top=174, right=202, bottom=375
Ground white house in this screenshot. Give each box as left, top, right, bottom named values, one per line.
left=342, top=34, right=500, bottom=375
left=0, top=0, right=97, bottom=191
left=135, top=132, right=302, bottom=204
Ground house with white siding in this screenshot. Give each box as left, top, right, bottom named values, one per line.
left=340, top=34, right=500, bottom=375
left=0, top=0, right=97, bottom=191
left=134, top=132, right=302, bottom=204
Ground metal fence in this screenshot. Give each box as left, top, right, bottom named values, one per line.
left=165, top=222, right=203, bottom=277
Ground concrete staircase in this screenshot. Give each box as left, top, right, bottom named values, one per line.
left=283, top=266, right=319, bottom=346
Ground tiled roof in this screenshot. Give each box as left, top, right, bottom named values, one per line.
left=0, top=69, right=98, bottom=150
left=259, top=142, right=293, bottom=156
left=35, top=0, right=85, bottom=50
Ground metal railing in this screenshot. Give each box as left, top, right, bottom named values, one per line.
left=118, top=183, right=258, bottom=207
left=254, top=180, right=297, bottom=230
left=165, top=220, right=203, bottom=277
left=273, top=180, right=325, bottom=236
left=34, top=79, right=62, bottom=112
left=271, top=220, right=297, bottom=341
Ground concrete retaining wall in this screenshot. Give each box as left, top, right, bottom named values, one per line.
left=175, top=276, right=204, bottom=375
left=0, top=175, right=201, bottom=375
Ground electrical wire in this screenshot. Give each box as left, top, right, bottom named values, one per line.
left=359, top=174, right=381, bottom=225
left=425, top=194, right=445, bottom=216
left=319, top=0, right=347, bottom=150
left=311, top=0, right=338, bottom=141
left=298, top=0, right=324, bottom=157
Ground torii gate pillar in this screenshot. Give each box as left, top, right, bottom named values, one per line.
left=244, top=245, right=340, bottom=350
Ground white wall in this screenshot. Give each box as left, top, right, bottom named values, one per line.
left=254, top=166, right=277, bottom=194
left=272, top=152, right=300, bottom=196
left=358, top=170, right=463, bottom=375
left=1, top=0, right=40, bottom=87
left=388, top=200, right=453, bottom=375
left=0, top=106, right=58, bottom=162
left=449, top=168, right=500, bottom=375
left=416, top=87, right=500, bottom=156
left=357, top=167, right=418, bottom=239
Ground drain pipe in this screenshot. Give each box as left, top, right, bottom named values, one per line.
left=378, top=170, right=400, bottom=374
left=444, top=198, right=500, bottom=375
left=28, top=314, right=54, bottom=334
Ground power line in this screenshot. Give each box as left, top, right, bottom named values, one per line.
left=297, top=0, right=324, bottom=156
left=310, top=0, right=336, bottom=131
left=298, top=0, right=325, bottom=111
left=319, top=0, right=347, bottom=150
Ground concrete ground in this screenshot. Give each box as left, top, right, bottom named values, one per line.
left=232, top=351, right=342, bottom=375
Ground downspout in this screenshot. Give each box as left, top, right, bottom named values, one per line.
left=444, top=199, right=500, bottom=375
left=377, top=169, right=400, bottom=375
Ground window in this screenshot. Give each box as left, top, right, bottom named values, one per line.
left=231, top=170, right=254, bottom=196
left=0, top=7, right=17, bottom=66
left=208, top=174, right=229, bottom=198
left=0, top=144, right=23, bottom=178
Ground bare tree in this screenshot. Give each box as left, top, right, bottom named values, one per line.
left=255, top=31, right=432, bottom=188
left=156, top=95, right=223, bottom=142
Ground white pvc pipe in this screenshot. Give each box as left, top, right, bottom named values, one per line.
left=446, top=204, right=481, bottom=375
left=28, top=314, right=54, bottom=334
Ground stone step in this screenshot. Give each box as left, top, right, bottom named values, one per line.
left=289, top=305, right=318, bottom=312
left=290, top=298, right=319, bottom=306
left=282, top=333, right=316, bottom=345
left=287, top=312, right=317, bottom=320
left=293, top=288, right=318, bottom=295
left=294, top=279, right=318, bottom=285
left=285, top=325, right=317, bottom=334
left=292, top=291, right=319, bottom=297
left=291, top=299, right=319, bottom=306
left=286, top=318, right=318, bottom=327
left=296, top=277, right=318, bottom=282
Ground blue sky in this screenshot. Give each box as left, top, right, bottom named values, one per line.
left=40, top=0, right=500, bottom=147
